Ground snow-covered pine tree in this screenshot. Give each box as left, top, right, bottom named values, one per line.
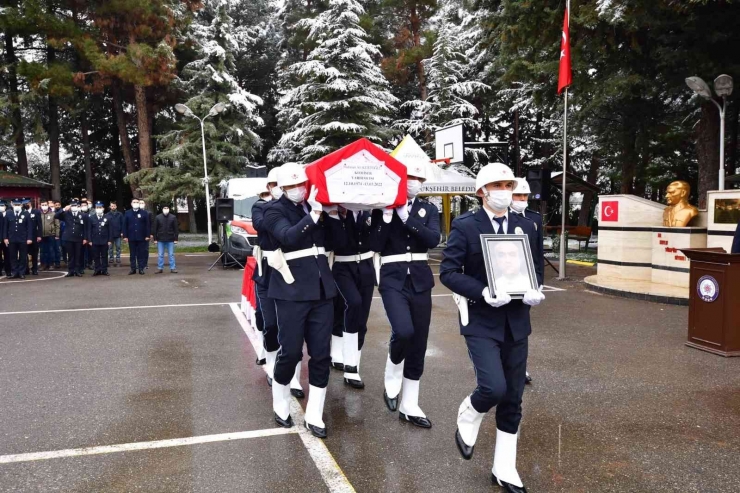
left=144, top=0, right=264, bottom=202
left=269, top=0, right=398, bottom=164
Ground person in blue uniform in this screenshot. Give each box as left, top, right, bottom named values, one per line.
left=87, top=201, right=113, bottom=276
left=440, top=163, right=545, bottom=493
left=55, top=200, right=88, bottom=277
left=3, top=198, right=33, bottom=279
left=123, top=198, right=151, bottom=275
left=22, top=199, right=42, bottom=275
left=732, top=220, right=740, bottom=254
left=263, top=163, right=340, bottom=438
left=331, top=206, right=375, bottom=389
left=510, top=177, right=545, bottom=385
left=0, top=200, right=11, bottom=277
left=80, top=199, right=93, bottom=271
left=368, top=161, right=439, bottom=429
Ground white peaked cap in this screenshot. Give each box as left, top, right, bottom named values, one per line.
left=475, top=162, right=515, bottom=192
left=277, top=163, right=307, bottom=188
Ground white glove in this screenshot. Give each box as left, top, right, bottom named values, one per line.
left=483, top=287, right=511, bottom=308
left=382, top=208, right=393, bottom=224
left=307, top=186, right=321, bottom=223
left=522, top=288, right=544, bottom=306
left=323, top=204, right=339, bottom=219
left=395, top=203, right=409, bottom=223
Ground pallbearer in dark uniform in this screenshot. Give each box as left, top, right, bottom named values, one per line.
left=3, top=198, right=33, bottom=279
left=123, top=198, right=151, bottom=275
left=55, top=200, right=87, bottom=277
left=23, top=198, right=42, bottom=275
left=440, top=163, right=545, bottom=493
left=331, top=206, right=375, bottom=389
left=509, top=177, right=545, bottom=385
left=0, top=200, right=11, bottom=277
left=368, top=161, right=439, bottom=428
left=263, top=163, right=340, bottom=438
left=87, top=201, right=113, bottom=276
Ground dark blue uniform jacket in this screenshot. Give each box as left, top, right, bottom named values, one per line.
left=4, top=210, right=33, bottom=243
left=87, top=214, right=113, bottom=245
left=123, top=209, right=151, bottom=242
left=55, top=210, right=86, bottom=243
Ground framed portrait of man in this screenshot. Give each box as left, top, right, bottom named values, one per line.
left=480, top=235, right=538, bottom=299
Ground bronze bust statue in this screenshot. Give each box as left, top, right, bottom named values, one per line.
left=663, top=181, right=698, bottom=227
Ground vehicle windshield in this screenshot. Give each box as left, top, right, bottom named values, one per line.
left=233, top=196, right=260, bottom=219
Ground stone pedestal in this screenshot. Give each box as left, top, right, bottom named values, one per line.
left=651, top=228, right=707, bottom=288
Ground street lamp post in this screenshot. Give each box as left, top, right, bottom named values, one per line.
left=175, top=102, right=226, bottom=246
left=686, top=75, right=734, bottom=191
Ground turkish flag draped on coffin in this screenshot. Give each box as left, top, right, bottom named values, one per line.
left=305, top=138, right=408, bottom=211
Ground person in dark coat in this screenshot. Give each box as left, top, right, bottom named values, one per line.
left=139, top=200, right=154, bottom=270
left=0, top=200, right=11, bottom=276
left=55, top=200, right=88, bottom=277
left=80, top=199, right=93, bottom=271
left=87, top=201, right=113, bottom=276
left=732, top=220, right=740, bottom=254
left=440, top=162, right=545, bottom=493
left=106, top=201, right=124, bottom=267
left=123, top=198, right=151, bottom=275
left=4, top=198, right=33, bottom=279
left=23, top=198, right=42, bottom=275
left=152, top=204, right=179, bottom=273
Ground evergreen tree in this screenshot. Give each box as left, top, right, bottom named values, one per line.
left=270, top=0, right=398, bottom=164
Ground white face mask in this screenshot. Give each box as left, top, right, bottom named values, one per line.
left=0, top=206, right=5, bottom=212
left=132, top=203, right=139, bottom=210
left=71, top=206, right=80, bottom=213
left=41, top=206, right=49, bottom=212
left=285, top=186, right=306, bottom=204
left=162, top=209, right=170, bottom=215
left=270, top=187, right=283, bottom=200
left=96, top=208, right=104, bottom=215
left=484, top=190, right=513, bottom=213
left=407, top=179, right=422, bottom=198
left=510, top=200, right=528, bottom=214
left=13, top=206, right=22, bottom=213
left=81, top=206, right=89, bottom=212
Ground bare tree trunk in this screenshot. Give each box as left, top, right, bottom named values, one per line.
left=578, top=155, right=601, bottom=226
left=696, top=101, right=720, bottom=209
left=133, top=84, right=152, bottom=174
left=111, top=80, right=140, bottom=198
left=619, top=128, right=638, bottom=194
left=513, top=109, right=521, bottom=176
left=110, top=114, right=125, bottom=205
left=81, top=114, right=93, bottom=199
left=187, top=196, right=198, bottom=233
left=5, top=32, right=28, bottom=176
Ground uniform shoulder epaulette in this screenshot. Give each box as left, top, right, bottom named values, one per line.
left=525, top=209, right=542, bottom=218
left=456, top=211, right=475, bottom=222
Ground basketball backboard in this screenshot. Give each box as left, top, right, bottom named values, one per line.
left=435, top=123, right=464, bottom=165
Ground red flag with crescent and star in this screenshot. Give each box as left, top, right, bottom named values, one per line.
left=558, top=7, right=572, bottom=94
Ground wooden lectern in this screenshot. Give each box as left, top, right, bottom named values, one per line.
left=681, top=248, right=740, bottom=357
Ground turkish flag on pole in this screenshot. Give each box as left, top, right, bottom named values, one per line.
left=557, top=7, right=572, bottom=94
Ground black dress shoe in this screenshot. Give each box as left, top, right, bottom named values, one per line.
left=19, top=275, right=25, bottom=279
left=399, top=412, right=432, bottom=429
left=92, top=272, right=99, bottom=277
left=102, top=272, right=110, bottom=276
left=290, top=388, right=305, bottom=399
left=525, top=373, right=532, bottom=385
left=6, top=275, right=14, bottom=279
left=492, top=473, right=527, bottom=493
left=65, top=273, right=74, bottom=278
left=304, top=420, right=327, bottom=439
left=256, top=358, right=266, bottom=365
left=344, top=378, right=365, bottom=389
left=138, top=269, right=145, bottom=275
left=74, top=273, right=83, bottom=277
left=455, top=429, right=474, bottom=460
left=128, top=270, right=136, bottom=275
left=266, top=374, right=273, bottom=387
left=155, top=269, right=163, bottom=274
left=274, top=413, right=293, bottom=428
left=384, top=390, right=398, bottom=412
left=331, top=361, right=344, bottom=371
left=343, top=365, right=358, bottom=374
left=32, top=271, right=38, bottom=275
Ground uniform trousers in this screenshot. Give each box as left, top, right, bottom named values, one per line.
left=464, top=325, right=528, bottom=434
left=64, top=241, right=83, bottom=275
left=8, top=242, right=28, bottom=276
left=40, top=237, right=54, bottom=266
left=333, top=263, right=374, bottom=349
left=274, top=297, right=333, bottom=389
left=27, top=241, right=39, bottom=273
left=380, top=275, right=431, bottom=380
left=331, top=296, right=345, bottom=338
left=129, top=240, right=148, bottom=270
left=92, top=244, right=108, bottom=272
left=255, top=283, right=280, bottom=352
left=0, top=243, right=10, bottom=275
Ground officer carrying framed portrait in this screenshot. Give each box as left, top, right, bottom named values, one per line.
left=480, top=234, right=538, bottom=299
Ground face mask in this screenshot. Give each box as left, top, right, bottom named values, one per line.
left=132, top=203, right=139, bottom=210
left=163, top=209, right=170, bottom=216
left=41, top=206, right=49, bottom=212
left=510, top=200, right=528, bottom=214
left=285, top=186, right=306, bottom=204
left=81, top=206, right=89, bottom=212
left=270, top=187, right=283, bottom=200
left=13, top=206, right=21, bottom=213
left=71, top=206, right=79, bottom=213
left=484, top=190, right=513, bottom=213
left=96, top=208, right=104, bottom=215
left=407, top=179, right=422, bottom=198
left=0, top=206, right=5, bottom=212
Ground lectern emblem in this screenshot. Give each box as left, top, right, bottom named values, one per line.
left=697, top=275, right=719, bottom=302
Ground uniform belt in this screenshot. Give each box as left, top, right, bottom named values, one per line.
left=253, top=246, right=274, bottom=277
left=283, top=246, right=327, bottom=261
left=333, top=251, right=375, bottom=263
left=380, top=253, right=429, bottom=265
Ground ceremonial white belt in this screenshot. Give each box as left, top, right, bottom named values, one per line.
left=453, top=293, right=469, bottom=327
left=334, top=251, right=375, bottom=263
left=283, top=246, right=326, bottom=261
left=253, top=246, right=274, bottom=277
left=380, top=253, right=429, bottom=265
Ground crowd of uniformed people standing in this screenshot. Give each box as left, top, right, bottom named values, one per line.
left=1, top=197, right=179, bottom=279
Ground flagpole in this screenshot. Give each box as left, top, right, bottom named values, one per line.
left=558, top=0, right=570, bottom=280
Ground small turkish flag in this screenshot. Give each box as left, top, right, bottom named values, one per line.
left=601, top=201, right=619, bottom=222
left=557, top=8, right=572, bottom=94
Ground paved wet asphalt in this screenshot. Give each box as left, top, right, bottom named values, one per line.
left=0, top=253, right=738, bottom=492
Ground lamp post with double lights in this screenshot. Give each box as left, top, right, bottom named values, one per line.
left=174, top=102, right=226, bottom=246
left=685, top=75, right=734, bottom=191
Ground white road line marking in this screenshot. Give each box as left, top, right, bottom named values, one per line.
left=0, top=271, right=67, bottom=284
left=0, top=302, right=236, bottom=316
left=542, top=284, right=566, bottom=292
left=0, top=428, right=297, bottom=465
left=229, top=303, right=356, bottom=493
